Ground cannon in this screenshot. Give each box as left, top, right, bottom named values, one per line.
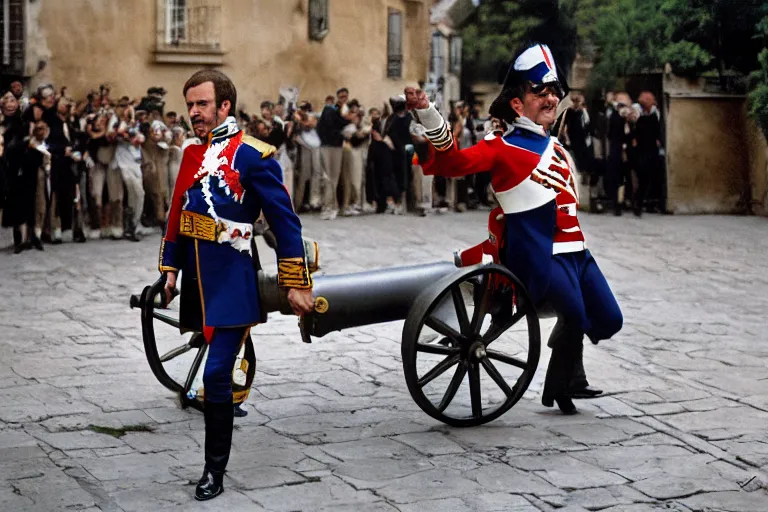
left=131, top=231, right=546, bottom=427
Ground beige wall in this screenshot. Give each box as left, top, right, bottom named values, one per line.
left=33, top=0, right=430, bottom=115
left=665, top=97, right=751, bottom=214
left=745, top=115, right=768, bottom=216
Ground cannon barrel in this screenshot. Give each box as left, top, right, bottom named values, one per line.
left=258, top=261, right=458, bottom=340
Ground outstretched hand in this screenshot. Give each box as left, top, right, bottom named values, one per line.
left=404, top=87, right=429, bottom=111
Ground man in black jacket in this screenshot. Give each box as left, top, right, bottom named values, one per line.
left=633, top=91, right=662, bottom=216
left=317, top=87, right=350, bottom=220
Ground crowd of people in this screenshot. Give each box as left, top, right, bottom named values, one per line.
left=0, top=81, right=498, bottom=255
left=0, top=78, right=665, bottom=255
left=559, top=90, right=665, bottom=216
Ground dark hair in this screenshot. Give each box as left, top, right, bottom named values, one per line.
left=325, top=95, right=335, bottom=102
left=166, top=111, right=177, bottom=117
left=183, top=69, right=237, bottom=116
left=260, top=100, right=274, bottom=110
left=336, top=87, right=349, bottom=96
left=488, top=84, right=527, bottom=124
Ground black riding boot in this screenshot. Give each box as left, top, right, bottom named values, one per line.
left=195, top=400, right=234, bottom=501
left=569, top=342, right=603, bottom=399
left=541, top=319, right=578, bottom=414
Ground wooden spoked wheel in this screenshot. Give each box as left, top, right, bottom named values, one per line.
left=401, top=264, right=541, bottom=427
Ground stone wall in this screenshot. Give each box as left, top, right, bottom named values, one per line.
left=30, top=0, right=430, bottom=115
left=665, top=97, right=751, bottom=214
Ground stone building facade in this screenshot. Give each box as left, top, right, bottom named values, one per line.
left=1, top=0, right=432, bottom=115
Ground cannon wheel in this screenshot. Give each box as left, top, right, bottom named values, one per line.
left=401, top=264, right=541, bottom=427
left=132, top=279, right=256, bottom=412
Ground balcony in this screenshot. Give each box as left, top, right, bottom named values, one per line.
left=154, top=0, right=224, bottom=65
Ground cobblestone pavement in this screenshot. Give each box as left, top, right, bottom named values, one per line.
left=1, top=211, right=767, bottom=511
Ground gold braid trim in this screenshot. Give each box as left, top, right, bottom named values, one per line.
left=158, top=239, right=178, bottom=273
left=277, top=257, right=313, bottom=289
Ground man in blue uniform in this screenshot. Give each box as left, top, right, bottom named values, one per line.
left=159, top=69, right=314, bottom=501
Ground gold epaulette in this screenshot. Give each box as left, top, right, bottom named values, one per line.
left=241, top=134, right=277, bottom=159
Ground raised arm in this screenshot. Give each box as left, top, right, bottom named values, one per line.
left=405, top=88, right=496, bottom=177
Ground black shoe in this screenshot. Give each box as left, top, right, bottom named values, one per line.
left=633, top=208, right=642, bottom=218
left=30, top=237, right=44, bottom=251
left=197, top=400, right=234, bottom=500
left=51, top=238, right=63, bottom=245
left=542, top=394, right=578, bottom=414
left=41, top=233, right=53, bottom=244
left=234, top=404, right=248, bottom=418
left=556, top=397, right=577, bottom=414
left=569, top=385, right=603, bottom=399
left=73, top=231, right=87, bottom=243
left=13, top=245, right=23, bottom=254
left=194, top=467, right=224, bottom=501
left=125, top=231, right=141, bottom=242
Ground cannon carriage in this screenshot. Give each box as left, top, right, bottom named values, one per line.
left=130, top=227, right=552, bottom=427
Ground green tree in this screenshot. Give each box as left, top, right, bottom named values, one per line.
left=462, top=0, right=577, bottom=83
left=588, top=0, right=764, bottom=91
left=748, top=16, right=768, bottom=140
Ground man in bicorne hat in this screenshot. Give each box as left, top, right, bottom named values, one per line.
left=405, top=43, right=623, bottom=414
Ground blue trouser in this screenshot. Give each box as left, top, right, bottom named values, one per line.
left=543, top=249, right=623, bottom=345
left=540, top=250, right=623, bottom=394
left=203, top=327, right=248, bottom=403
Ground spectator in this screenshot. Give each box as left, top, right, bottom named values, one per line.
left=112, top=105, right=145, bottom=241
left=341, top=108, right=370, bottom=215
left=167, top=125, right=185, bottom=194
left=293, top=102, right=322, bottom=212
left=366, top=106, right=397, bottom=213
left=86, top=110, right=113, bottom=237
left=633, top=91, right=663, bottom=216
left=1, top=91, right=41, bottom=252
left=317, top=87, right=351, bottom=220
left=384, top=95, right=412, bottom=215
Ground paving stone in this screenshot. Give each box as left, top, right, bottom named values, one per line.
left=319, top=437, right=421, bottom=461
left=33, top=430, right=126, bottom=450
left=392, top=432, right=466, bottom=455
left=398, top=495, right=535, bottom=512
left=375, top=468, right=483, bottom=503
left=661, top=407, right=768, bottom=435
left=453, top=425, right=585, bottom=453
left=78, top=452, right=179, bottom=482
left=333, top=458, right=434, bottom=487
left=225, top=466, right=306, bottom=490
left=466, top=463, right=564, bottom=497
left=632, top=475, right=740, bottom=499
left=564, top=485, right=652, bottom=510
left=11, top=470, right=97, bottom=511
left=463, top=492, right=539, bottom=511
left=680, top=490, right=768, bottom=512
left=713, top=439, right=768, bottom=467
left=505, top=454, right=629, bottom=489
left=244, top=475, right=380, bottom=511
left=0, top=486, right=35, bottom=511
left=121, top=432, right=198, bottom=453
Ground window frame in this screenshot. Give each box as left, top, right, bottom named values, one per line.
left=165, top=0, right=187, bottom=45
left=308, top=0, right=329, bottom=41
left=449, top=36, right=462, bottom=75
left=387, top=8, right=403, bottom=79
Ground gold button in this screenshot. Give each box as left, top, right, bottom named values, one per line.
left=314, top=297, right=329, bottom=314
